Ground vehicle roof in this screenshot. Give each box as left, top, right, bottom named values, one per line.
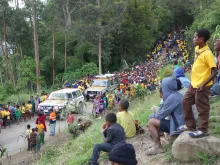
left=94, top=78, right=109, bottom=81
left=95, top=74, right=115, bottom=79
left=51, top=88, right=80, bottom=94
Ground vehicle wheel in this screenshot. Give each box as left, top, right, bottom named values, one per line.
left=78, top=102, right=84, bottom=114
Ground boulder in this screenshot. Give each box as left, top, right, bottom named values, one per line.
left=172, top=131, right=220, bottom=161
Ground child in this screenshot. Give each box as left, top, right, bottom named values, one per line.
left=21, top=103, right=26, bottom=122
left=182, top=28, right=218, bottom=138
left=36, top=128, right=41, bottom=152
left=30, top=128, right=37, bottom=152
left=26, top=101, right=32, bottom=120
left=117, top=99, right=136, bottom=138
left=5, top=108, right=10, bottom=127
left=37, top=121, right=45, bottom=144
left=90, top=113, right=125, bottom=165
left=26, top=124, right=31, bottom=151
left=67, top=111, right=75, bottom=127
left=109, top=142, right=138, bottom=165
left=15, top=105, right=21, bottom=125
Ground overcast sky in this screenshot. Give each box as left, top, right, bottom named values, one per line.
left=9, top=0, right=46, bottom=8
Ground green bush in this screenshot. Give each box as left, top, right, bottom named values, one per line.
left=0, top=85, right=7, bottom=104
left=7, top=93, right=30, bottom=104
left=158, top=64, right=173, bottom=80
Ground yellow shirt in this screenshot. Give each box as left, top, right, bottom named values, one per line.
left=191, top=45, right=216, bottom=88
left=5, top=111, right=10, bottom=119
left=117, top=111, right=136, bottom=138
left=42, top=95, right=47, bottom=102
left=27, top=129, right=31, bottom=138
left=26, top=104, right=32, bottom=111
left=37, top=123, right=45, bottom=134
left=1, top=110, right=6, bottom=118
left=21, top=106, right=26, bottom=113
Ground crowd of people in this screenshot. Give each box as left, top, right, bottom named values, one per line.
left=2, top=28, right=220, bottom=164
left=0, top=92, right=49, bottom=130
left=89, top=28, right=220, bottom=165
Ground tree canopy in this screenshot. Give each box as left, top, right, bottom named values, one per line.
left=0, top=0, right=218, bottom=92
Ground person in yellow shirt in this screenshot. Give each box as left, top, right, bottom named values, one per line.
left=21, top=103, right=26, bottom=122
left=37, top=120, right=45, bottom=144
left=1, top=108, right=7, bottom=128
left=26, top=101, right=32, bottom=120
left=117, top=99, right=136, bottom=138
left=182, top=29, right=218, bottom=138
left=5, top=108, right=10, bottom=127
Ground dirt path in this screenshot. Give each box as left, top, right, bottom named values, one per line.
left=1, top=103, right=93, bottom=165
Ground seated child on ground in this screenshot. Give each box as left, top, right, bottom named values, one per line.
left=117, top=99, right=136, bottom=138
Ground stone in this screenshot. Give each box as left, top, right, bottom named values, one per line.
left=172, top=131, right=220, bottom=161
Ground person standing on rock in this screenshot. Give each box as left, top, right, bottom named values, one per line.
left=147, top=77, right=184, bottom=155
left=182, top=28, right=217, bottom=138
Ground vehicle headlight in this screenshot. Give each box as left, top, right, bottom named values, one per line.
left=58, top=106, right=63, bottom=109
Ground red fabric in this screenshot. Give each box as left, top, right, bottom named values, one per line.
left=67, top=114, right=75, bottom=125
left=36, top=115, right=47, bottom=132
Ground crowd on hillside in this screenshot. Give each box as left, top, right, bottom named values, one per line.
left=89, top=28, right=220, bottom=165
left=2, top=28, right=220, bottom=164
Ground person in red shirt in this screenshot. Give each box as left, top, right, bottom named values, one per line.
left=67, top=111, right=75, bottom=127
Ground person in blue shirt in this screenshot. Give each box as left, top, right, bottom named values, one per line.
left=64, top=80, right=71, bottom=88
left=72, top=81, right=78, bottom=88
left=174, top=67, right=190, bottom=88
left=147, top=77, right=185, bottom=155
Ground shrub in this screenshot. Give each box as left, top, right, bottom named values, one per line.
left=158, top=64, right=173, bottom=80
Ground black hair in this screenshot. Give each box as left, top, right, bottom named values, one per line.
left=32, top=128, right=35, bottom=132
left=176, top=79, right=182, bottom=90
left=28, top=101, right=31, bottom=104
left=173, top=60, right=178, bottom=65
left=196, top=28, right=210, bottom=42
left=119, top=99, right=129, bottom=110
left=159, top=87, right=162, bottom=94
left=27, top=124, right=31, bottom=129
left=105, top=113, right=117, bottom=124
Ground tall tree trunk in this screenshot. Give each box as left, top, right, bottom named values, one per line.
left=52, top=17, right=55, bottom=84
left=0, top=72, right=3, bottom=85
left=20, top=45, right=23, bottom=59
left=3, top=15, right=9, bottom=81
left=64, top=30, right=67, bottom=71
left=98, top=0, right=102, bottom=74
left=98, top=32, right=102, bottom=74
left=32, top=0, right=40, bottom=92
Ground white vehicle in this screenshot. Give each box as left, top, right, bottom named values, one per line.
left=85, top=74, right=117, bottom=100
left=38, top=88, right=85, bottom=120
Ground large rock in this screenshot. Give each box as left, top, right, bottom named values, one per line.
left=172, top=131, right=220, bottom=161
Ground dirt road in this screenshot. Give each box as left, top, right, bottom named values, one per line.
left=0, top=102, right=93, bottom=158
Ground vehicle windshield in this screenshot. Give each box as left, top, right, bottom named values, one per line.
left=48, top=93, right=68, bottom=100
left=92, top=80, right=107, bottom=87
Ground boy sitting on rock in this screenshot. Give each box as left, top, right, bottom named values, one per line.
left=147, top=77, right=184, bottom=155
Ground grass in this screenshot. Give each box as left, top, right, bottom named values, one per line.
left=196, top=152, right=218, bottom=165
left=37, top=93, right=161, bottom=165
